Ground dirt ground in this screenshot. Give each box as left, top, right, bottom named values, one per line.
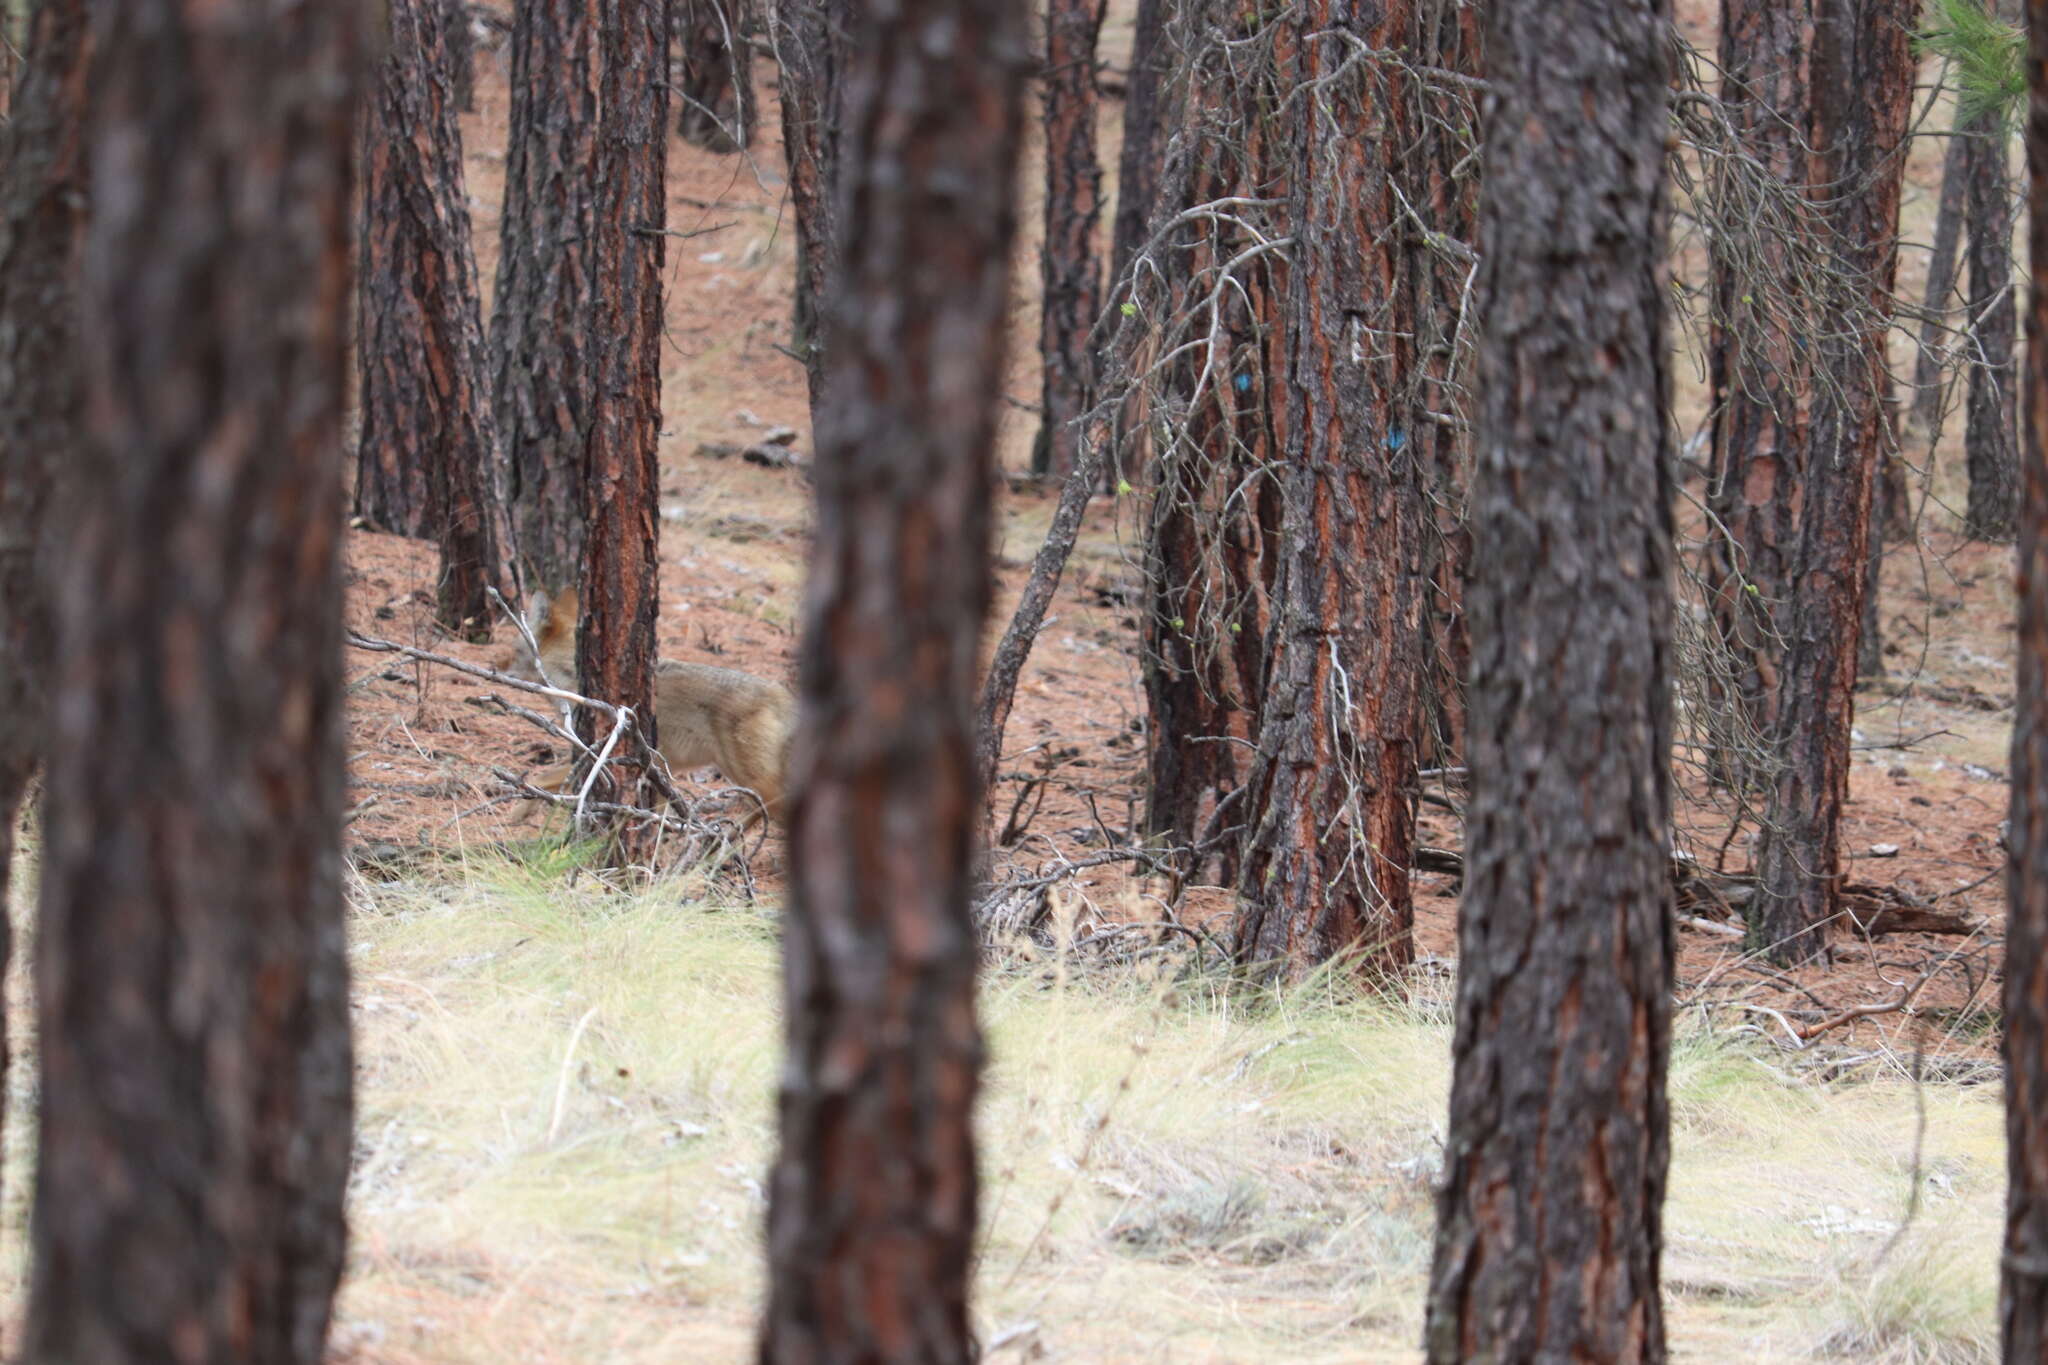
left=344, top=1, right=2018, bottom=1072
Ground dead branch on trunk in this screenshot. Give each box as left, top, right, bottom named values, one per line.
left=976, top=422, right=1110, bottom=793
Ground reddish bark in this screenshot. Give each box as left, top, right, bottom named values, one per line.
left=490, top=0, right=601, bottom=591
left=759, top=0, right=1027, bottom=1354
left=358, top=0, right=510, bottom=639
left=574, top=0, right=668, bottom=866
left=27, top=0, right=360, bottom=1357
left=1425, top=0, right=1675, bottom=1354
left=1032, top=0, right=1105, bottom=480
left=1749, top=0, right=1915, bottom=963
left=1233, top=0, right=1425, bottom=980
left=1411, top=0, right=1482, bottom=766
left=1703, top=0, right=1819, bottom=785
left=1139, top=0, right=1286, bottom=884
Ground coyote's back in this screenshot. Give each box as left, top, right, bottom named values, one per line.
left=492, top=587, right=796, bottom=825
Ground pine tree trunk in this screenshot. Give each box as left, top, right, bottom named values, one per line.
left=26, top=0, right=359, bottom=1358
left=1142, top=399, right=1279, bottom=884
left=759, top=0, right=1026, bottom=1353
left=769, top=0, right=846, bottom=412
left=0, top=0, right=89, bottom=1226
left=674, top=0, right=754, bottom=151
left=1749, top=0, right=1914, bottom=965
left=1912, top=123, right=1970, bottom=438
left=1100, top=0, right=1170, bottom=492
left=1031, top=0, right=1105, bottom=480
left=1106, top=0, right=1169, bottom=294
left=359, top=0, right=511, bottom=640
left=1142, top=446, right=1278, bottom=881
left=352, top=419, right=440, bottom=537
left=491, top=0, right=601, bottom=592
left=1964, top=109, right=2020, bottom=541
left=575, top=0, right=667, bottom=867
left=1424, top=0, right=1674, bottom=1354
left=1233, top=0, right=1424, bottom=980
left=1413, top=0, right=1482, bottom=767
left=1138, top=0, right=1285, bottom=884
left=1703, top=0, right=1817, bottom=790
left=2006, top=5, right=2048, bottom=1352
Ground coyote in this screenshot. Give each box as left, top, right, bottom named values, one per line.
left=493, top=586, right=795, bottom=827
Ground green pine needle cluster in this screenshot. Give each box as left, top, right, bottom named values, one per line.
left=1920, top=0, right=2026, bottom=129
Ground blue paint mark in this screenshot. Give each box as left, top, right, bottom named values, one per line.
left=1385, top=427, right=1408, bottom=452
left=1233, top=371, right=1253, bottom=393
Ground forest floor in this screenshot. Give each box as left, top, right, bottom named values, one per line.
left=321, top=866, right=2004, bottom=1364
left=0, top=0, right=2025, bottom=1360
left=344, top=0, right=2019, bottom=1069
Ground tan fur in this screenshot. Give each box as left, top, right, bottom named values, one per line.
left=492, top=586, right=795, bottom=826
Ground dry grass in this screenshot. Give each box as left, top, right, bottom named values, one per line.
left=314, top=851, right=2007, bottom=1364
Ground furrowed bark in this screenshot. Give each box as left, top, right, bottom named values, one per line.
left=1139, top=0, right=1285, bottom=885
left=1411, top=0, right=1482, bottom=767
left=1424, top=0, right=1676, bottom=1356
left=1749, top=0, right=1914, bottom=964
left=28, top=0, right=360, bottom=1356
left=1703, top=0, right=1818, bottom=788
left=1031, top=0, right=1105, bottom=480
left=759, top=0, right=1027, bottom=1354
left=575, top=0, right=668, bottom=867
left=491, top=0, right=601, bottom=591
left=1233, top=0, right=1425, bottom=981
left=358, top=0, right=511, bottom=639
left=2004, top=2, right=2048, bottom=1354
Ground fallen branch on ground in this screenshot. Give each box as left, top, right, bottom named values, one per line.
left=348, top=627, right=691, bottom=831
left=1740, top=948, right=1960, bottom=1047
left=1413, top=844, right=1987, bottom=937
left=976, top=840, right=1198, bottom=947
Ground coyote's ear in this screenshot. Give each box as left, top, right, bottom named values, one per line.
left=525, top=590, right=551, bottom=628
left=550, top=585, right=581, bottom=624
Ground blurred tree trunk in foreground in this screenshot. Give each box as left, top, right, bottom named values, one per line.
left=759, top=0, right=1027, bottom=1356
left=27, top=0, right=360, bottom=1359
left=2001, top=2, right=2048, bottom=1353
left=0, top=0, right=89, bottom=1230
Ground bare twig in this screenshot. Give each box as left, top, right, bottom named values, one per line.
left=348, top=626, right=691, bottom=828
left=546, top=1006, right=600, bottom=1144
left=1787, top=962, right=1944, bottom=1044
left=346, top=629, right=607, bottom=718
